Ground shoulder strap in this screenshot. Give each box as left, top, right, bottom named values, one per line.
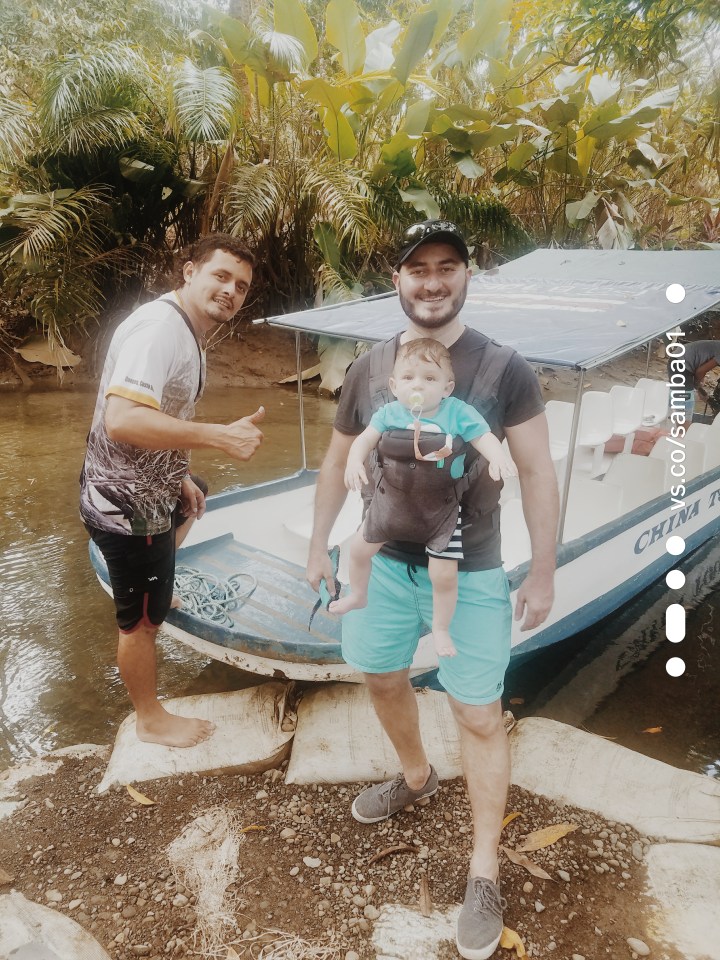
left=162, top=297, right=204, bottom=401
left=466, top=338, right=516, bottom=424
left=368, top=337, right=397, bottom=413
left=453, top=338, right=517, bottom=505
left=368, top=334, right=515, bottom=419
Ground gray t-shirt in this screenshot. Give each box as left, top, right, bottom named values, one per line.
left=335, top=327, right=545, bottom=570
left=79, top=295, right=205, bottom=537
left=673, top=341, right=720, bottom=390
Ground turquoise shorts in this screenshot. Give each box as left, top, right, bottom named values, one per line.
left=342, top=554, right=512, bottom=705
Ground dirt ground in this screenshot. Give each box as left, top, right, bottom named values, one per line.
left=0, top=320, right=309, bottom=392
left=0, top=747, right=682, bottom=960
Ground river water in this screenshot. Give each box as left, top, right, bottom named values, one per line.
left=1, top=386, right=718, bottom=777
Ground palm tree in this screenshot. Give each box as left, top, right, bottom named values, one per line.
left=0, top=0, right=228, bottom=344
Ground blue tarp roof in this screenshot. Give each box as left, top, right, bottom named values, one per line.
left=266, top=249, right=720, bottom=369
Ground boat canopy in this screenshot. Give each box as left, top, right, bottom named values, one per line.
left=266, top=249, right=720, bottom=369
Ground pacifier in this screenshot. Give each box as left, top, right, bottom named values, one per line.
left=409, top=391, right=424, bottom=419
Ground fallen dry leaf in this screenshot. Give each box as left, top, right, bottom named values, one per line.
left=239, top=824, right=265, bottom=833
left=226, top=948, right=241, bottom=960
left=515, top=822, right=578, bottom=853
left=502, top=811, right=523, bottom=829
left=367, top=843, right=415, bottom=866
left=0, top=866, right=15, bottom=886
left=15, top=336, right=81, bottom=370
left=501, top=845, right=553, bottom=881
left=126, top=784, right=156, bottom=806
left=419, top=873, right=432, bottom=918
left=500, top=924, right=527, bottom=957
left=642, top=726, right=663, bottom=734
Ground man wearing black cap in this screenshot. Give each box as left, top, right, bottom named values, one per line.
left=307, top=219, right=558, bottom=959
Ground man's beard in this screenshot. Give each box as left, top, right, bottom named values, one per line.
left=398, top=285, right=468, bottom=329
left=206, top=300, right=234, bottom=324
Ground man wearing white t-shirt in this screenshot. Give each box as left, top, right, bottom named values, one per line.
left=80, top=234, right=264, bottom=748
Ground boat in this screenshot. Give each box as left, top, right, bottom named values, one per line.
left=89, top=248, right=720, bottom=683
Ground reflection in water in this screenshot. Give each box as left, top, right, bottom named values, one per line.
left=0, top=386, right=335, bottom=766
left=1, top=387, right=719, bottom=777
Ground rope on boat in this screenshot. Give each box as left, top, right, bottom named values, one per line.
left=173, top=566, right=257, bottom=627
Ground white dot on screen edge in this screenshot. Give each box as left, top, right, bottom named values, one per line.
left=666, top=657, right=686, bottom=678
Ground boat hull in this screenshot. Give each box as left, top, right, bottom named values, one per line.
left=89, top=466, right=720, bottom=683
left=509, top=466, right=720, bottom=658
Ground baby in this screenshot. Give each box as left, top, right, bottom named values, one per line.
left=329, top=338, right=516, bottom=657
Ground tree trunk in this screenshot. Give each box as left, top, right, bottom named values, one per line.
left=201, top=139, right=237, bottom=234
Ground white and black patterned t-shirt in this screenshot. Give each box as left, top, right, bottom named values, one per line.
left=79, top=295, right=205, bottom=536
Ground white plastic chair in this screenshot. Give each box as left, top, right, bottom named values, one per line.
left=637, top=377, right=670, bottom=426
left=562, top=477, right=623, bottom=542
left=575, top=391, right=614, bottom=476
left=649, top=436, right=706, bottom=488
left=601, top=453, right=666, bottom=513
left=609, top=385, right=645, bottom=452
left=685, top=419, right=720, bottom=473
left=544, top=400, right=575, bottom=461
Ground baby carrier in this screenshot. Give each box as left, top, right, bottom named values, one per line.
left=362, top=336, right=515, bottom=550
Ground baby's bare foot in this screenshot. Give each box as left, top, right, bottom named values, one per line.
left=136, top=709, right=215, bottom=748
left=328, top=593, right=367, bottom=616
left=432, top=630, right=457, bottom=658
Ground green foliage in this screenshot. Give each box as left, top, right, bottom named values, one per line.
left=0, top=0, right=206, bottom=343
left=168, top=60, right=240, bottom=142
left=326, top=0, right=365, bottom=76
left=1, top=0, right=719, bottom=347
left=437, top=191, right=534, bottom=257
left=555, top=0, right=718, bottom=72
left=0, top=186, right=140, bottom=342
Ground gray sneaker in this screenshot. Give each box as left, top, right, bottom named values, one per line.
left=351, top=766, right=438, bottom=824
left=456, top=876, right=507, bottom=960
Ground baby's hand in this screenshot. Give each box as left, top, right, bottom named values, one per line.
left=488, top=455, right=518, bottom=482
left=344, top=458, right=368, bottom=492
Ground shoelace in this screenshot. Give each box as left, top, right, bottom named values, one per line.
left=379, top=774, right=407, bottom=810
left=471, top=878, right=507, bottom=915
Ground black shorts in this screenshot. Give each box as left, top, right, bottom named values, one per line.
left=87, top=473, right=208, bottom=633
left=87, top=524, right=177, bottom=633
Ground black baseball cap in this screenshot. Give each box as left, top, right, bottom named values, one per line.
left=396, top=219, right=470, bottom=267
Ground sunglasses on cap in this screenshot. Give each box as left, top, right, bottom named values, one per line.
left=400, top=220, right=465, bottom=245
left=396, top=219, right=469, bottom=267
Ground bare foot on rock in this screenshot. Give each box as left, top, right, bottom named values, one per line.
left=136, top=708, right=215, bottom=748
